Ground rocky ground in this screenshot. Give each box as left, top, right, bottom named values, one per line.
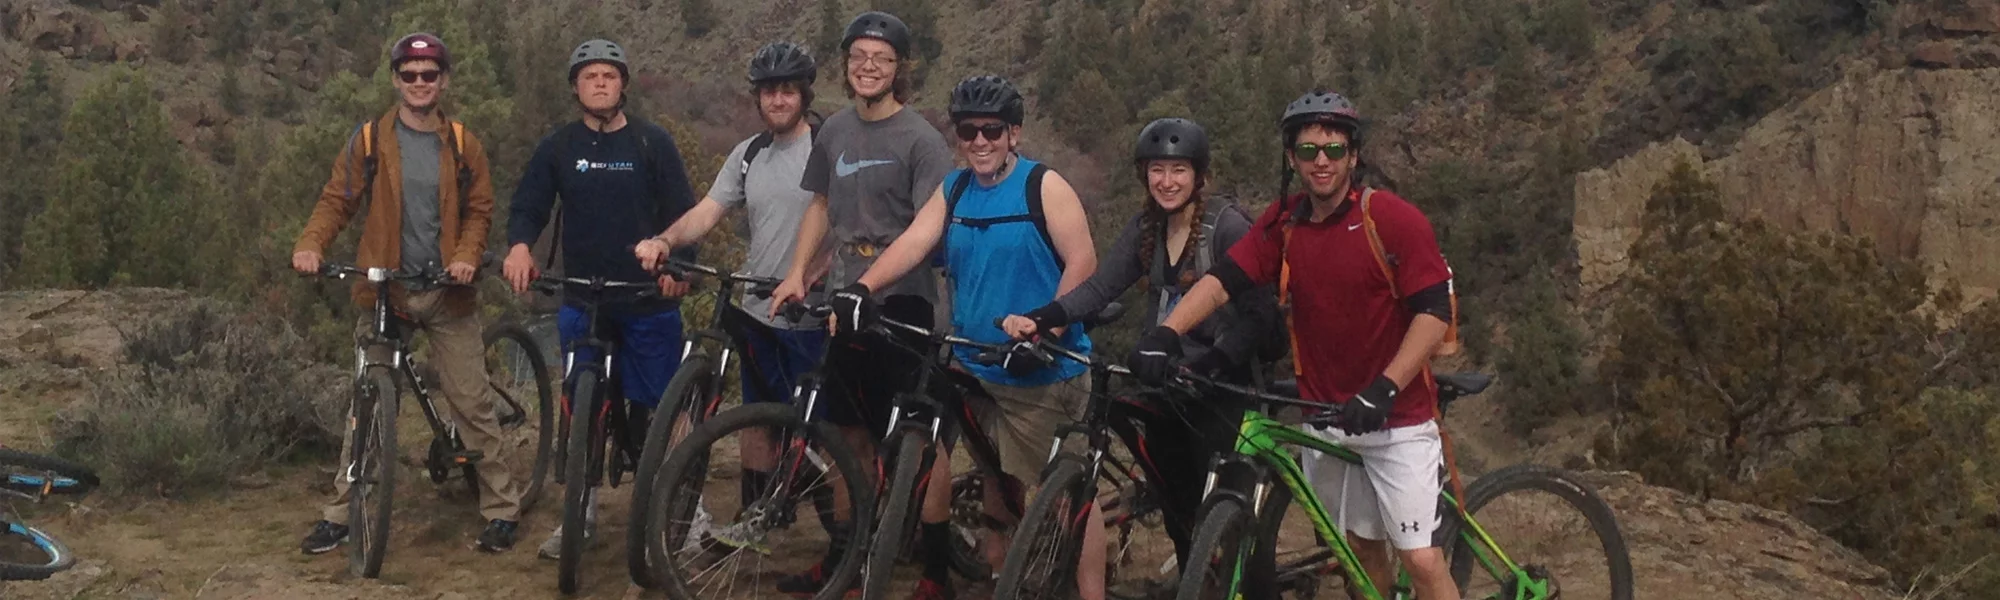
left=0, top=289, right=1908, bottom=599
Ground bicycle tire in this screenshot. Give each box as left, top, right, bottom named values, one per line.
left=483, top=323, right=556, bottom=513
left=1442, top=464, right=1634, bottom=600
left=0, top=449, right=99, bottom=497
left=558, top=372, right=601, bottom=595
left=628, top=352, right=717, bottom=589
left=0, top=521, right=75, bottom=581
left=348, top=366, right=398, bottom=579
left=862, top=433, right=927, bottom=600
left=1174, top=498, right=1253, bottom=600
left=995, top=456, right=1091, bottom=599
left=647, top=402, right=874, bottom=600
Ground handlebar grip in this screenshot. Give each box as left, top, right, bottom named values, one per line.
left=972, top=350, right=1009, bottom=367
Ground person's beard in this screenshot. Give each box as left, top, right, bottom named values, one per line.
left=763, top=107, right=803, bottom=132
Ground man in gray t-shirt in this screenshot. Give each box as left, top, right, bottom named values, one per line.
left=796, top=106, right=954, bottom=301
left=636, top=42, right=845, bottom=565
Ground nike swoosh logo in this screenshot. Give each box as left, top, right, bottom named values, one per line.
left=1348, top=223, right=1363, bottom=231
left=835, top=152, right=894, bottom=177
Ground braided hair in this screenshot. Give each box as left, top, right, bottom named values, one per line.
left=1137, top=190, right=1208, bottom=292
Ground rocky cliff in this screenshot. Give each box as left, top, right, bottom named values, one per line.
left=1576, top=2, right=2000, bottom=300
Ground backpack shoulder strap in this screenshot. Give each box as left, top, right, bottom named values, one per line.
left=1358, top=187, right=1401, bottom=299
left=1278, top=207, right=1300, bottom=377
left=935, top=168, right=977, bottom=272
left=1022, top=163, right=1063, bottom=272
left=1193, top=197, right=1239, bottom=281
left=740, top=131, right=776, bottom=179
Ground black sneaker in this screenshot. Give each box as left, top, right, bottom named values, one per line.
left=775, top=563, right=860, bottom=598
left=476, top=519, right=519, bottom=553
left=300, top=520, right=349, bottom=555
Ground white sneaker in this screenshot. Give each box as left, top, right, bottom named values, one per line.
left=538, top=497, right=598, bottom=560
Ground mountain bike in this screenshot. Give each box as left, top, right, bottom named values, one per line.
left=854, top=312, right=1096, bottom=600
left=625, top=258, right=795, bottom=589
left=532, top=272, right=673, bottom=595
left=644, top=298, right=874, bottom=600
left=994, top=305, right=1218, bottom=600
left=319, top=263, right=556, bottom=579
left=1170, top=372, right=1634, bottom=600
left=0, top=448, right=98, bottom=581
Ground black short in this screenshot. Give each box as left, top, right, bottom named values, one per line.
left=819, top=295, right=939, bottom=436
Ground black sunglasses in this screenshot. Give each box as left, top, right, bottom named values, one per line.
left=955, top=123, right=1008, bottom=142
left=398, top=69, right=442, bottom=84
left=1292, top=142, right=1349, bottom=161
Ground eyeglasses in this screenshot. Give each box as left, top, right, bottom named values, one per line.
left=847, top=53, right=897, bottom=69
left=1292, top=142, right=1349, bottom=161
left=955, top=123, right=1008, bottom=142
left=398, top=69, right=442, bottom=84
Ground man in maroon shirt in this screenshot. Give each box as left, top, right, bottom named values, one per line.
left=1129, top=90, right=1460, bottom=600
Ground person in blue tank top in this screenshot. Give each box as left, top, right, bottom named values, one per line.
left=832, top=75, right=1103, bottom=599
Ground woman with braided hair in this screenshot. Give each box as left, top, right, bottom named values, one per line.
left=1001, top=117, right=1286, bottom=590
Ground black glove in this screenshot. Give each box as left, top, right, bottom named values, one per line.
left=1000, top=340, right=1052, bottom=378
left=1340, top=375, right=1400, bottom=435
left=1127, top=325, right=1183, bottom=387
left=1021, top=303, right=1069, bottom=338
left=829, top=283, right=877, bottom=337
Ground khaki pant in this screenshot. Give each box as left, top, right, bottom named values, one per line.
left=324, top=288, right=524, bottom=524
left=971, top=375, right=1091, bottom=483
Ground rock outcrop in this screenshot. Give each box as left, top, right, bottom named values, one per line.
left=1576, top=63, right=2000, bottom=299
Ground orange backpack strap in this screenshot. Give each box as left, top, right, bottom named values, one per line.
left=1278, top=218, right=1302, bottom=376
left=1358, top=188, right=1399, bottom=299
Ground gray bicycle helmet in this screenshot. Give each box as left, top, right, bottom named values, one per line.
left=568, top=39, right=629, bottom=82
left=842, top=11, right=912, bottom=58
left=749, top=42, right=817, bottom=84
left=1134, top=118, right=1211, bottom=174
left=1279, top=89, right=1364, bottom=146
left=948, top=75, right=1024, bottom=125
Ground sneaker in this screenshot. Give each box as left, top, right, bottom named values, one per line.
left=299, top=520, right=349, bottom=555
left=909, top=577, right=956, bottom=600
left=475, top=519, right=519, bottom=553
left=775, top=563, right=860, bottom=598
left=537, top=523, right=596, bottom=560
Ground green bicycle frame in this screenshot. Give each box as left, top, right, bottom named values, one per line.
left=1209, top=409, right=1545, bottom=600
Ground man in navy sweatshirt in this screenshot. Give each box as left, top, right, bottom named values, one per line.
left=501, top=38, right=698, bottom=560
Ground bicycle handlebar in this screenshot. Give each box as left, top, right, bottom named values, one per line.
left=317, top=263, right=460, bottom=287
left=1173, top=371, right=1344, bottom=428
left=660, top=258, right=786, bottom=298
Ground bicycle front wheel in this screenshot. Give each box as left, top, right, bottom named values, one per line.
left=1175, top=498, right=1254, bottom=600
left=995, top=456, right=1093, bottom=600
left=0, top=520, right=75, bottom=581
left=483, top=322, right=555, bottom=513
left=1442, top=465, right=1633, bottom=600
left=862, top=433, right=928, bottom=600
left=648, top=402, right=874, bottom=600
left=348, top=366, right=399, bottom=579
left=558, top=372, right=603, bottom=595
left=629, top=352, right=718, bottom=589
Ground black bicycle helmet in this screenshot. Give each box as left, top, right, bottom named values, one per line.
left=948, top=75, right=1024, bottom=125
left=568, top=39, right=629, bottom=82
left=1134, top=118, right=1211, bottom=174
left=749, top=41, right=817, bottom=84
left=842, top=11, right=912, bottom=58
left=1279, top=89, right=1364, bottom=146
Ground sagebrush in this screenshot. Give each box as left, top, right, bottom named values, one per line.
left=54, top=300, right=344, bottom=496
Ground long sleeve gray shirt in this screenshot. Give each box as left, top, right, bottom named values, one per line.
left=1054, top=201, right=1284, bottom=366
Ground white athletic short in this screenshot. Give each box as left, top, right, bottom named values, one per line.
left=1300, top=420, right=1446, bottom=550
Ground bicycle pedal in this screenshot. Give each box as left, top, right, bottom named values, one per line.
left=447, top=450, right=485, bottom=465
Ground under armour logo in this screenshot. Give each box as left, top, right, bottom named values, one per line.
left=1400, top=521, right=1422, bottom=533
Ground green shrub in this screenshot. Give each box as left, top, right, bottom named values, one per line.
left=54, top=301, right=344, bottom=496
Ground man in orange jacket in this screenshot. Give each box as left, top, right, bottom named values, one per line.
left=289, top=32, right=524, bottom=554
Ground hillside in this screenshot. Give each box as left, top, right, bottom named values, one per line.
left=0, top=288, right=1905, bottom=599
